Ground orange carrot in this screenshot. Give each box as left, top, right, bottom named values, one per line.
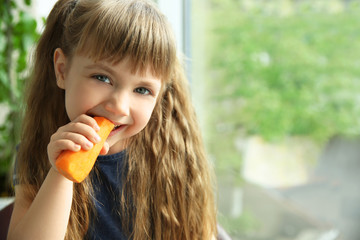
left=55, top=117, right=114, bottom=183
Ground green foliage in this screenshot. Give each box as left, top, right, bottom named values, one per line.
left=206, top=1, right=360, bottom=151
left=0, top=0, right=39, bottom=181
left=201, top=1, right=360, bottom=237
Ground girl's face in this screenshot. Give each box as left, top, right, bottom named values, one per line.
left=54, top=49, right=162, bottom=154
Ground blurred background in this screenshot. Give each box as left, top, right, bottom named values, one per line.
left=1, top=0, right=360, bottom=239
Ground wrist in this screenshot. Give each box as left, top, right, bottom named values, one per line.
left=49, top=167, right=74, bottom=184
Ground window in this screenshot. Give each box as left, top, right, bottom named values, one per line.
left=191, top=1, right=360, bottom=240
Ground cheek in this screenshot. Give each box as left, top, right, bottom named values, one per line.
left=141, top=106, right=155, bottom=125
left=64, top=85, right=99, bottom=120
left=134, top=101, right=158, bottom=127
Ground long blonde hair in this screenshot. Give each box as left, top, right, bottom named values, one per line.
left=17, top=0, right=217, bottom=239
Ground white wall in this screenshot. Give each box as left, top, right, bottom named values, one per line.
left=157, top=0, right=185, bottom=54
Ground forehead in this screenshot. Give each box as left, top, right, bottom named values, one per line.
left=74, top=40, right=165, bottom=79
left=72, top=53, right=161, bottom=81
left=62, top=0, right=177, bottom=83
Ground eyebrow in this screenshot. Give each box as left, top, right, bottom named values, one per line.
left=138, top=80, right=161, bottom=91
left=84, top=63, right=116, bottom=75
left=84, top=62, right=162, bottom=86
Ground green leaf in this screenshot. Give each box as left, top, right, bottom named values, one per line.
left=0, top=0, right=38, bottom=193
left=24, top=0, right=31, bottom=6
left=0, top=69, right=8, bottom=86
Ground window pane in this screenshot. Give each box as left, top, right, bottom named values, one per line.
left=192, top=1, right=360, bottom=239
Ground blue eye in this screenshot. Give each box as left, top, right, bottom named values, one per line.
left=93, top=75, right=111, bottom=84
left=134, top=87, right=151, bottom=95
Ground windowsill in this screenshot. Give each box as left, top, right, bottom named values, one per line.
left=0, top=197, right=14, bottom=210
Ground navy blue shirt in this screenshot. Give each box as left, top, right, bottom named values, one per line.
left=14, top=150, right=130, bottom=239
left=85, top=150, right=130, bottom=240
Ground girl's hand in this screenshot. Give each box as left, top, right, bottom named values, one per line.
left=47, top=114, right=108, bottom=170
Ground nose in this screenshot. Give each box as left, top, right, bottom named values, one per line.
left=104, top=90, right=130, bottom=116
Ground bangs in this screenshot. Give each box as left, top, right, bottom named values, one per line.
left=68, top=0, right=176, bottom=79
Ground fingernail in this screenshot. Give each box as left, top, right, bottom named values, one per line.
left=95, top=134, right=101, bottom=142
left=95, top=124, right=100, bottom=131
left=86, top=142, right=94, bottom=149
left=74, top=144, right=81, bottom=151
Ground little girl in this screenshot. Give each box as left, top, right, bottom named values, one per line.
left=7, top=0, right=217, bottom=239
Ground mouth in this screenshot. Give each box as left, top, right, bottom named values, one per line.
left=113, top=124, right=122, bottom=130
left=88, top=115, right=125, bottom=133
left=109, top=123, right=127, bottom=136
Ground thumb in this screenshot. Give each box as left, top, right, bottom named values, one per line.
left=100, top=142, right=109, bottom=155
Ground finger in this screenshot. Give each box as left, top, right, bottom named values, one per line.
left=100, top=142, right=109, bottom=155
left=75, top=114, right=101, bottom=131
left=57, top=122, right=101, bottom=144
left=58, top=131, right=95, bottom=151
left=48, top=139, right=81, bottom=167
left=55, top=139, right=82, bottom=152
